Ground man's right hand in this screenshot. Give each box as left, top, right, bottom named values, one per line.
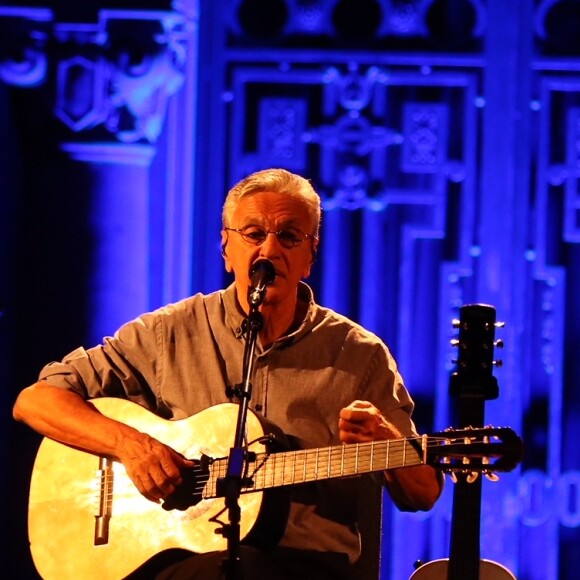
left=115, top=432, right=195, bottom=503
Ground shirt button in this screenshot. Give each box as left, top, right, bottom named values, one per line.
left=255, top=404, right=263, bottom=412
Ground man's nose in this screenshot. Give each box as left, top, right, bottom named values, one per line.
left=259, top=231, right=283, bottom=255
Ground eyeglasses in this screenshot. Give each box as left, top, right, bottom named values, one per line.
left=224, top=225, right=317, bottom=249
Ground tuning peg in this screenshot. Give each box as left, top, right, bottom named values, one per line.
left=485, top=472, right=500, bottom=482
left=492, top=359, right=503, bottom=368
left=452, top=318, right=460, bottom=328
left=466, top=472, right=479, bottom=484
left=494, top=339, right=504, bottom=349
left=450, top=339, right=460, bottom=347
left=495, top=321, right=505, bottom=328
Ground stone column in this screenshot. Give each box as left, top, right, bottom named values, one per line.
left=0, top=3, right=194, bottom=344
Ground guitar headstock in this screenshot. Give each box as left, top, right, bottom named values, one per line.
left=427, top=426, right=524, bottom=474
left=450, top=303, right=504, bottom=400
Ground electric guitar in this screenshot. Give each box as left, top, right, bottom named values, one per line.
left=411, top=304, right=518, bottom=579
left=28, top=397, right=522, bottom=580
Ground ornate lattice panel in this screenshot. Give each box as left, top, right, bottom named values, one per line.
left=2, top=0, right=579, bottom=578
left=195, top=1, right=580, bottom=578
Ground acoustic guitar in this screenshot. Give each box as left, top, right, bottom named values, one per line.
left=411, top=304, right=518, bottom=579
left=28, top=397, right=522, bottom=580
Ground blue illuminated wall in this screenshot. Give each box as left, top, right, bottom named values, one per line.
left=195, top=2, right=580, bottom=576
left=1, top=1, right=579, bottom=579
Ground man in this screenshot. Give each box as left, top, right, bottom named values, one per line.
left=13, top=168, right=442, bottom=579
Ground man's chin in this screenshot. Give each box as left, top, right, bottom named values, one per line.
left=261, top=286, right=288, bottom=307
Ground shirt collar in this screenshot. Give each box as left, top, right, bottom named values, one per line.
left=222, top=282, right=317, bottom=345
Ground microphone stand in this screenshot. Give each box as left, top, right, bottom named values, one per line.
left=219, top=298, right=265, bottom=580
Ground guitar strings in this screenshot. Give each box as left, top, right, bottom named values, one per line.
left=200, top=435, right=469, bottom=498
left=97, top=437, right=426, bottom=498
left=96, top=434, right=503, bottom=502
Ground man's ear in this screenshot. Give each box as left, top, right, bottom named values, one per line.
left=221, top=230, right=232, bottom=273
left=302, top=238, right=319, bottom=278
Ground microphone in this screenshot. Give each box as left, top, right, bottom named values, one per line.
left=248, top=259, right=276, bottom=308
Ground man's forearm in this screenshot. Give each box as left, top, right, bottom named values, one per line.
left=384, top=464, right=443, bottom=511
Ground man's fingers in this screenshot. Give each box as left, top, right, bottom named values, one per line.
left=126, top=442, right=196, bottom=503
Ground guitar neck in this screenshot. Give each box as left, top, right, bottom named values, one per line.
left=447, top=303, right=499, bottom=580
left=204, top=436, right=425, bottom=497
left=448, top=474, right=483, bottom=580
left=447, top=392, right=487, bottom=580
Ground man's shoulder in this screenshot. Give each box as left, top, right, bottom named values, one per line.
left=312, top=303, right=384, bottom=346
left=158, top=288, right=226, bottom=312
left=136, top=289, right=227, bottom=327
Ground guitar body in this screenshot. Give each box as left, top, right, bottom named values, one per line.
left=27, top=396, right=522, bottom=579
left=411, top=559, right=516, bottom=580
left=28, top=399, right=272, bottom=580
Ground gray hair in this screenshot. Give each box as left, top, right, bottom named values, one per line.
left=222, top=168, right=321, bottom=236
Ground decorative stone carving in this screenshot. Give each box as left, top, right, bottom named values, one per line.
left=0, top=6, right=193, bottom=147
left=0, top=7, right=52, bottom=87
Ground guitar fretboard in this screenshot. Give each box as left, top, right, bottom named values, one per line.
left=203, top=437, right=425, bottom=498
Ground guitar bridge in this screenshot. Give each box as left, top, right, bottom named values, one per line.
left=94, top=456, right=113, bottom=546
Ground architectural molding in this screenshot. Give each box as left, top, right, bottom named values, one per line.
left=0, top=4, right=193, bottom=149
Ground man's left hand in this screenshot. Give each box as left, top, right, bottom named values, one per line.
left=338, top=400, right=401, bottom=444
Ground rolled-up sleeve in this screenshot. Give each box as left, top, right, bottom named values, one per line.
left=38, top=312, right=160, bottom=410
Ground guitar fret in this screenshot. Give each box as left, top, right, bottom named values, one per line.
left=206, top=465, right=212, bottom=498
left=259, top=456, right=265, bottom=490
left=217, top=459, right=225, bottom=495
left=215, top=460, right=220, bottom=495
left=271, top=452, right=275, bottom=488
left=362, top=444, right=368, bottom=473
left=365, top=443, right=371, bottom=472
left=265, top=454, right=270, bottom=489
left=314, top=448, right=319, bottom=480
left=329, top=446, right=339, bottom=478
left=306, top=449, right=313, bottom=482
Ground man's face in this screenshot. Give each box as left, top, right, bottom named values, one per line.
left=221, top=190, right=318, bottom=310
